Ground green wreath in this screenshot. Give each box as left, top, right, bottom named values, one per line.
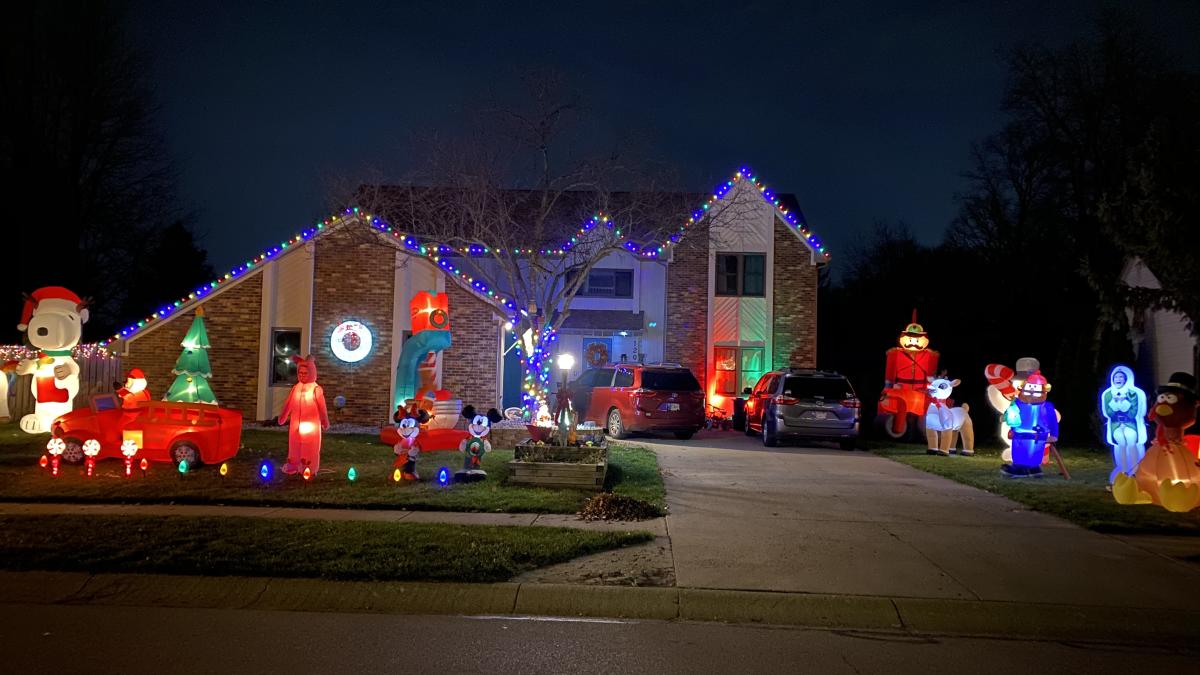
left=429, top=308, right=449, bottom=329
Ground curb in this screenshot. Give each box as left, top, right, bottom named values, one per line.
left=0, top=502, right=669, bottom=536
left=4, top=570, right=1199, bottom=645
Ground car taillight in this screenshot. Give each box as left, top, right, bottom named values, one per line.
left=841, top=398, right=861, bottom=409
left=773, top=395, right=799, bottom=405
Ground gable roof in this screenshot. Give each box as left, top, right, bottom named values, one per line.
left=105, top=165, right=830, bottom=346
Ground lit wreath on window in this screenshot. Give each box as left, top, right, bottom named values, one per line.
left=586, top=342, right=609, bottom=368
left=330, top=320, right=373, bottom=363
left=428, top=308, right=449, bottom=329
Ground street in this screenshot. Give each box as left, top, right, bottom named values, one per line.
left=2, top=603, right=1194, bottom=675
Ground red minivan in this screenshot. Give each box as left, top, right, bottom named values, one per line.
left=571, top=363, right=706, bottom=440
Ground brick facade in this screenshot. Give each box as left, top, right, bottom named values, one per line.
left=311, top=228, right=396, bottom=424
left=123, top=274, right=263, bottom=415
left=441, top=281, right=500, bottom=409
left=772, top=220, right=819, bottom=369
left=664, top=233, right=710, bottom=390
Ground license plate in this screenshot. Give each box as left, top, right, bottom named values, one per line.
left=660, top=403, right=680, bottom=412
left=801, top=411, right=831, bottom=420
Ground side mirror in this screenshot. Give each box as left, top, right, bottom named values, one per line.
left=742, top=387, right=752, bottom=395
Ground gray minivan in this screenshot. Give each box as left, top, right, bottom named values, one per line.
left=744, top=369, right=860, bottom=448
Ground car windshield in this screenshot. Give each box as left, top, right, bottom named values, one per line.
left=641, top=370, right=701, bottom=391
left=783, top=376, right=852, bottom=400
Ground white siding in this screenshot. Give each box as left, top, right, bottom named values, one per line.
left=1122, top=258, right=1196, bottom=387
left=257, top=244, right=316, bottom=419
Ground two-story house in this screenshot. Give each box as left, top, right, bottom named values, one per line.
left=109, top=167, right=829, bottom=424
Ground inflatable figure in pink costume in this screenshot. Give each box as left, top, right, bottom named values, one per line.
left=278, top=354, right=330, bottom=475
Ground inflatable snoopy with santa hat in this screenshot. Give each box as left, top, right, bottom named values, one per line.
left=13, top=287, right=88, bottom=434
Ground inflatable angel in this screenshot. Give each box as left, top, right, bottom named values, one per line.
left=1100, top=365, right=1147, bottom=484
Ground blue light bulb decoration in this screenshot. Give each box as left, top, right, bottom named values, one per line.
left=437, top=467, right=451, bottom=486
left=259, top=459, right=273, bottom=482
left=347, top=466, right=357, bottom=482
left=177, top=459, right=189, bottom=474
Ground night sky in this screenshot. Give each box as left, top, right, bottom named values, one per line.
left=125, top=0, right=1200, bottom=273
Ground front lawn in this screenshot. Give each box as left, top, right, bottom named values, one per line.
left=0, top=515, right=653, bottom=582
left=0, top=426, right=666, bottom=515
left=874, top=443, right=1200, bottom=535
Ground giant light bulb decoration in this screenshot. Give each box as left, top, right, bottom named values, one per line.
left=278, top=354, right=329, bottom=475
left=1100, top=365, right=1148, bottom=485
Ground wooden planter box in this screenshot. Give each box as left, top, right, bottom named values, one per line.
left=508, top=440, right=608, bottom=489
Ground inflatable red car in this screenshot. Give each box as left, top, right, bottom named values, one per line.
left=51, top=394, right=242, bottom=466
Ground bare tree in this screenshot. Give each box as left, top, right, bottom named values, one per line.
left=346, top=72, right=755, bottom=409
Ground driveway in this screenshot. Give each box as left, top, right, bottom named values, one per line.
left=636, top=431, right=1200, bottom=609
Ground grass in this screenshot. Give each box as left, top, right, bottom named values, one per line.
left=0, top=426, right=666, bottom=515
left=873, top=442, right=1200, bottom=535
left=0, top=514, right=653, bottom=582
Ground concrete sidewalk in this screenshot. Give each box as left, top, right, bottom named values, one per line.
left=0, top=501, right=668, bottom=536
left=3, top=570, right=1199, bottom=647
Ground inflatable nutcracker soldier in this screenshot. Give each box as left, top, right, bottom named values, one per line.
left=876, top=311, right=939, bottom=438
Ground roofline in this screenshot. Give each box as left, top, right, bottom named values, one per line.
left=108, top=164, right=830, bottom=345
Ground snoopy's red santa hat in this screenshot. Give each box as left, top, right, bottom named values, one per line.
left=19, top=287, right=88, bottom=331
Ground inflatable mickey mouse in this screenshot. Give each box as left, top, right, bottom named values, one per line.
left=456, top=405, right=502, bottom=483
left=392, top=405, right=429, bottom=481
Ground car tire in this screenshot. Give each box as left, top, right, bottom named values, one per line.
left=607, top=409, right=628, bottom=440
left=762, top=417, right=778, bottom=447
left=62, top=437, right=85, bottom=464
left=840, top=439, right=857, bottom=451
left=170, top=441, right=200, bottom=467
left=673, top=430, right=695, bottom=440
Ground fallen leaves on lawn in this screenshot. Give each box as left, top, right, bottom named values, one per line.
left=578, top=492, right=660, bottom=521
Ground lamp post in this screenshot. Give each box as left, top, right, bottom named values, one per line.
left=555, top=353, right=577, bottom=445
left=556, top=353, right=575, bottom=386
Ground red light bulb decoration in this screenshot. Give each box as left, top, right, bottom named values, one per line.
left=46, top=438, right=65, bottom=477
left=120, top=439, right=139, bottom=478
left=82, top=439, right=101, bottom=478
left=139, top=457, right=149, bottom=478
left=39, top=454, right=49, bottom=470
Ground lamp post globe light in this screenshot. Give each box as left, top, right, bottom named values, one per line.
left=556, top=353, right=576, bottom=373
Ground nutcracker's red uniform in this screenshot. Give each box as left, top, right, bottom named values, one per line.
left=877, top=314, right=939, bottom=437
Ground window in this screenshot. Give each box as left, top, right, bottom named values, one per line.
left=575, top=269, right=634, bottom=298
left=715, top=254, right=766, bottom=297
left=641, top=369, right=701, bottom=392
left=783, top=376, right=854, bottom=401
left=613, top=367, right=634, bottom=388
left=714, top=346, right=766, bottom=396
left=574, top=368, right=614, bottom=390
left=270, top=329, right=302, bottom=385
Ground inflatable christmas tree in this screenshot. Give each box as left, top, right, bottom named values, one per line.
left=165, top=307, right=217, bottom=404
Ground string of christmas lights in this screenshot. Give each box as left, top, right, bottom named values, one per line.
left=101, top=166, right=830, bottom=346
left=0, top=343, right=114, bottom=361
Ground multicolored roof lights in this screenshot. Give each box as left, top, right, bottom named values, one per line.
left=104, top=167, right=829, bottom=345
left=664, top=166, right=830, bottom=260
left=102, top=208, right=531, bottom=346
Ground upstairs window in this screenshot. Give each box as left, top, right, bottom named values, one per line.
left=715, top=254, right=765, bottom=297
left=575, top=268, right=634, bottom=298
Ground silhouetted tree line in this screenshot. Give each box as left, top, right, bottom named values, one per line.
left=0, top=1, right=212, bottom=343
left=820, top=19, right=1200, bottom=444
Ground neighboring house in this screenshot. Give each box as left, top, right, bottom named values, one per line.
left=1122, top=258, right=1197, bottom=389
left=106, top=167, right=828, bottom=424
